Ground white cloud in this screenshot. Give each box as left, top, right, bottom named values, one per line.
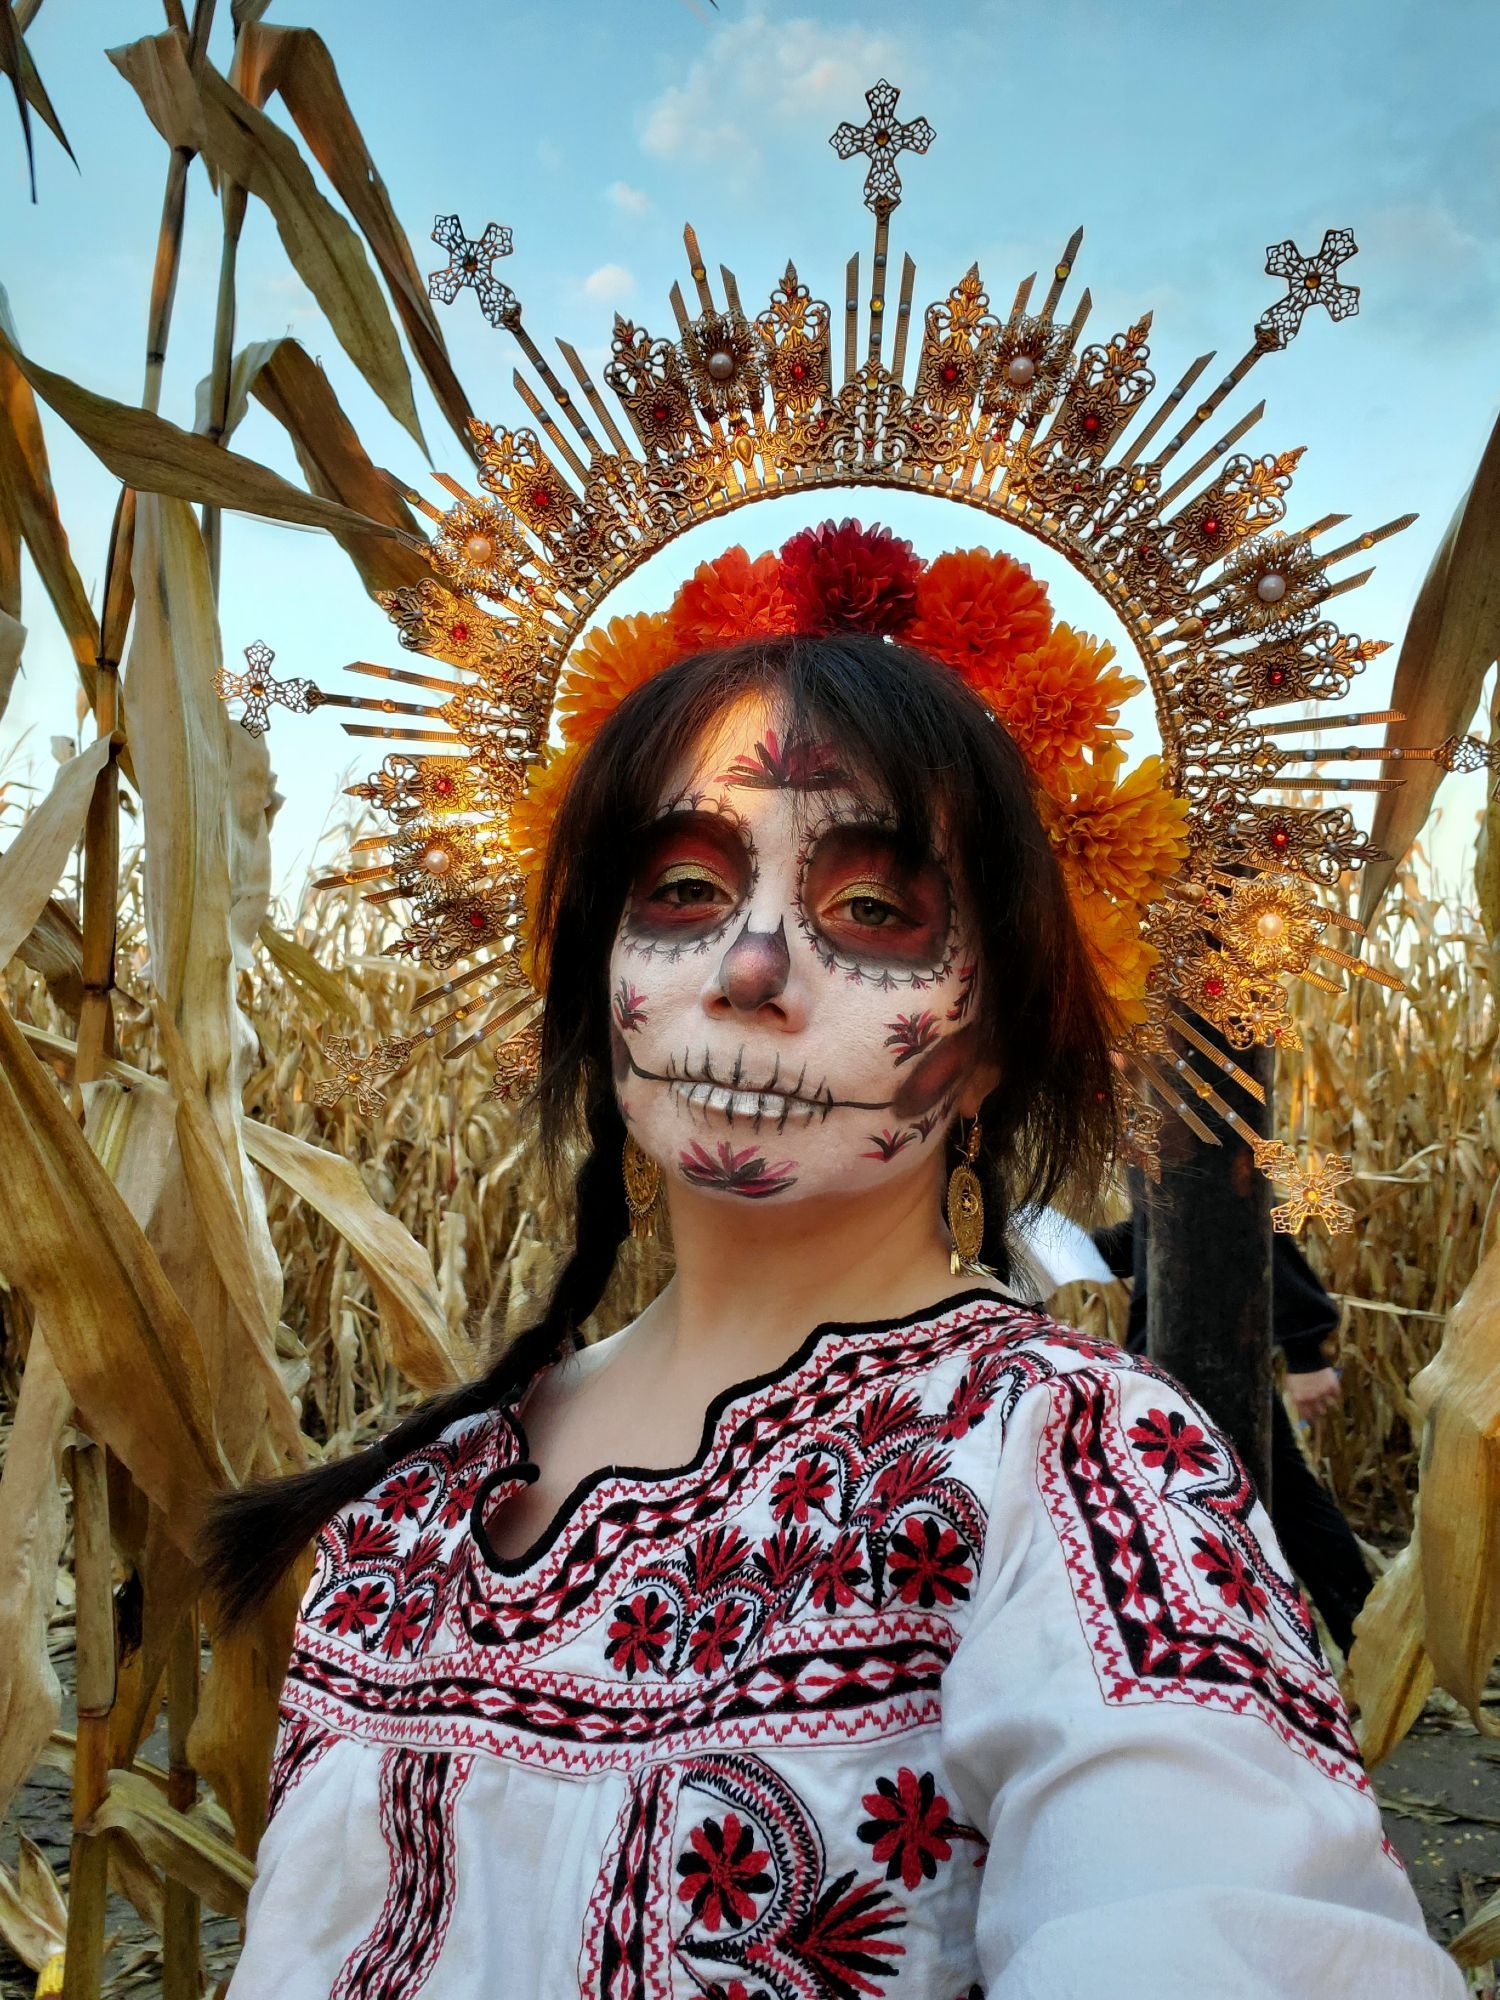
left=639, top=14, right=913, bottom=176
left=607, top=180, right=651, bottom=217
left=583, top=262, right=637, bottom=303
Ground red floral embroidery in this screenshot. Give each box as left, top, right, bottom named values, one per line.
left=1128, top=1406, right=1220, bottom=1479
left=689, top=1601, right=749, bottom=1677
left=380, top=1595, right=431, bottom=1659
left=771, top=1454, right=836, bottom=1525
left=439, top=1470, right=483, bottom=1531
left=676, top=1813, right=773, bottom=1931
left=939, top=1358, right=1003, bottom=1442
left=604, top=1591, right=674, bottom=1678
left=374, top=1467, right=435, bottom=1523
left=789, top=1868, right=905, bottom=1990
left=870, top=1447, right=946, bottom=1522
left=753, top=1526, right=820, bottom=1591
left=343, top=1515, right=399, bottom=1563
left=887, top=1518, right=973, bottom=1609
left=807, top=1532, right=870, bottom=1613
left=321, top=1581, right=390, bottom=1637
left=691, top=1525, right=753, bottom=1592
left=857, top=1768, right=955, bottom=1890
left=1192, top=1532, right=1269, bottom=1619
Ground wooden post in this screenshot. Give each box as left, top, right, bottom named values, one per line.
left=1144, top=1032, right=1276, bottom=1499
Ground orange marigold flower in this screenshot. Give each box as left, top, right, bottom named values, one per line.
left=668, top=547, right=797, bottom=652
left=506, top=741, right=584, bottom=987
left=1069, top=886, right=1158, bottom=1031
left=1039, top=750, right=1190, bottom=909
left=906, top=547, right=1052, bottom=678
left=985, top=624, right=1144, bottom=786
left=555, top=612, right=679, bottom=747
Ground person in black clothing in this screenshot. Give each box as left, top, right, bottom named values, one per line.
left=1091, top=1211, right=1374, bottom=1654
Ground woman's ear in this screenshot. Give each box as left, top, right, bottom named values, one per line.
left=956, top=1058, right=1001, bottom=1121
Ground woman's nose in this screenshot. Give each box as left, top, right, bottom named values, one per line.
left=706, top=917, right=806, bottom=1026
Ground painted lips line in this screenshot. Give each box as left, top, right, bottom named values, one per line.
left=623, top=1043, right=892, bottom=1123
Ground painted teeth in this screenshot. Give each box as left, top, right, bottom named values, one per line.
left=669, top=1081, right=818, bottom=1125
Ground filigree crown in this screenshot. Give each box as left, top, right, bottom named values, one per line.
left=218, top=79, right=1493, bottom=1234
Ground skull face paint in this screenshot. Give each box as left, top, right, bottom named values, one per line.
left=608, top=697, right=985, bottom=1205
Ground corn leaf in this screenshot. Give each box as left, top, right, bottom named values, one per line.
left=0, top=286, right=99, bottom=703
left=0, top=1336, right=70, bottom=1827
left=0, top=1834, right=67, bottom=1973
left=244, top=1117, right=471, bottom=1391
left=257, top=918, right=358, bottom=1020
left=110, top=30, right=426, bottom=454
left=87, top=1769, right=254, bottom=1918
left=1348, top=1536, right=1435, bottom=1766
left=1452, top=1881, right=1500, bottom=1969
left=249, top=338, right=430, bottom=594
left=0, top=608, right=20, bottom=731
left=0, top=733, right=107, bottom=970
left=0, top=0, right=73, bottom=196
left=13, top=896, right=84, bottom=1018
left=1360, top=406, right=1500, bottom=928
left=233, top=22, right=477, bottom=457
left=1, top=323, right=418, bottom=548
left=0, top=1016, right=227, bottom=1537
left=1416, top=1226, right=1500, bottom=1726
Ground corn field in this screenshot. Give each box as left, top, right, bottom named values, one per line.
left=0, top=1, right=1498, bottom=1992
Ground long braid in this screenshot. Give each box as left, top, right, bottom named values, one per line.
left=201, top=1078, right=633, bottom=1630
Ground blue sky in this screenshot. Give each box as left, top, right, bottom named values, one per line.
left=2, top=0, right=1497, bottom=901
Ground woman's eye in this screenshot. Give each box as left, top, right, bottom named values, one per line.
left=653, top=875, right=728, bottom=909
left=831, top=888, right=911, bottom=930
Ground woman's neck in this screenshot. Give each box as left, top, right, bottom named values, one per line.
left=631, top=1163, right=999, bottom=1386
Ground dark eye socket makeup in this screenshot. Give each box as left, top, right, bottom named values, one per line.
left=801, top=823, right=952, bottom=968
left=626, top=809, right=754, bottom=937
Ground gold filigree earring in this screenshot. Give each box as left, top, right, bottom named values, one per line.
left=623, top=1134, right=663, bottom=1241
left=947, top=1117, right=986, bottom=1274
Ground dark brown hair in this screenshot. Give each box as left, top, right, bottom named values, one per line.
left=201, top=631, right=1119, bottom=1625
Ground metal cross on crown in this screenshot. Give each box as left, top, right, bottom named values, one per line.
left=829, top=78, right=935, bottom=217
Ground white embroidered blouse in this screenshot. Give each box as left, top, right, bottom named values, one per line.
left=229, top=1290, right=1461, bottom=1999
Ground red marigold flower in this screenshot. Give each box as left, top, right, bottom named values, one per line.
left=905, top=546, right=1053, bottom=678
left=668, top=547, right=797, bottom=652
left=778, top=519, right=920, bottom=635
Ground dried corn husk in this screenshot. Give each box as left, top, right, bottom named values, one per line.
left=1360, top=407, right=1500, bottom=928
left=110, top=29, right=426, bottom=452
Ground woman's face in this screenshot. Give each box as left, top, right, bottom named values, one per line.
left=608, top=695, right=987, bottom=1206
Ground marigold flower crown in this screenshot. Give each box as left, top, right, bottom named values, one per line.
left=218, top=78, right=1480, bottom=1234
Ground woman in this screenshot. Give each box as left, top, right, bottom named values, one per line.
left=211, top=614, right=1460, bottom=1997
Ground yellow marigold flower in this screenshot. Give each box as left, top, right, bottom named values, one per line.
left=1069, top=886, right=1158, bottom=1030
left=985, top=624, right=1144, bottom=786
left=555, top=611, right=679, bottom=747
left=1041, top=749, right=1190, bottom=909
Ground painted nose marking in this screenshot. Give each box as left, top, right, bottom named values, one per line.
left=719, top=917, right=792, bottom=1010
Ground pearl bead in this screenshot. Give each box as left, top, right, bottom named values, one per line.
left=706, top=349, right=736, bottom=382
left=1256, top=571, right=1288, bottom=604
left=1006, top=354, right=1037, bottom=386
left=422, top=846, right=452, bottom=875
left=1255, top=911, right=1285, bottom=939
left=463, top=532, right=494, bottom=564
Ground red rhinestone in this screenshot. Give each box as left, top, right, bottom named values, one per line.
left=432, top=774, right=455, bottom=799
left=1268, top=668, right=1285, bottom=686
left=1203, top=975, right=1226, bottom=998
left=940, top=362, right=960, bottom=385
left=449, top=622, right=469, bottom=643
left=1271, top=829, right=1290, bottom=848
left=1082, top=412, right=1101, bottom=433
left=1203, top=516, right=1221, bottom=537
left=651, top=404, right=669, bottom=424
left=466, top=908, right=487, bottom=930
left=532, top=487, right=552, bottom=511
left=790, top=360, right=808, bottom=381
